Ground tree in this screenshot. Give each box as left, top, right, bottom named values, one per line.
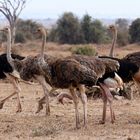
left=116, top=18, right=129, bottom=31
left=0, top=0, right=26, bottom=45
left=16, top=19, right=40, bottom=40
left=129, top=18, right=140, bottom=43
left=91, top=20, right=106, bottom=44
left=81, top=15, right=106, bottom=44
left=115, top=18, right=129, bottom=46
left=81, top=14, right=93, bottom=43
left=56, top=12, right=84, bottom=44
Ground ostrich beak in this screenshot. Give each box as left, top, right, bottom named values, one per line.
left=0, top=29, right=4, bottom=32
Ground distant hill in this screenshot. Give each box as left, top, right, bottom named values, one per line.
left=0, top=18, right=133, bottom=29
left=33, top=18, right=57, bottom=29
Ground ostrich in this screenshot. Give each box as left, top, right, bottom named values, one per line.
left=122, top=52, right=140, bottom=93
left=2, top=26, right=101, bottom=128
left=34, top=26, right=123, bottom=124
left=26, top=26, right=122, bottom=127
left=56, top=55, right=123, bottom=124
left=106, top=24, right=140, bottom=93
left=38, top=57, right=123, bottom=124
left=0, top=27, right=56, bottom=115
left=0, top=53, right=24, bottom=112
left=108, top=25, right=117, bottom=57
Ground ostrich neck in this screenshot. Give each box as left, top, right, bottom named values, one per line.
left=6, top=30, right=14, bottom=68
left=109, top=30, right=117, bottom=57
left=40, top=33, right=46, bottom=61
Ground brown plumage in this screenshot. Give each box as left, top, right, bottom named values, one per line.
left=60, top=54, right=123, bottom=124
left=45, top=58, right=97, bottom=88
left=67, top=55, right=120, bottom=77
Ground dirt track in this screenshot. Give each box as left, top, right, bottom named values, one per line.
left=0, top=82, right=139, bottom=140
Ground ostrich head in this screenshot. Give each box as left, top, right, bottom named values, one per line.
left=0, top=26, right=10, bottom=34
left=36, top=26, right=47, bottom=36
left=108, top=25, right=117, bottom=33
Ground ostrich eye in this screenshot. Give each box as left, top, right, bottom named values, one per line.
left=5, top=28, right=8, bottom=30
left=38, top=28, right=41, bottom=31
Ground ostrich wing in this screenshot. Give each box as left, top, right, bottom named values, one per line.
left=49, top=58, right=98, bottom=88
left=100, top=58, right=120, bottom=73
left=123, top=52, right=140, bottom=68
left=67, top=55, right=119, bottom=78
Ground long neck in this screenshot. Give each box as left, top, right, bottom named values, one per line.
left=40, top=31, right=46, bottom=61
left=6, top=30, right=14, bottom=68
left=109, top=29, right=117, bottom=57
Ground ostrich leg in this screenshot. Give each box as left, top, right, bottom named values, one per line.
left=78, top=85, right=87, bottom=127
left=0, top=75, right=22, bottom=112
left=35, top=75, right=50, bottom=115
left=69, top=86, right=80, bottom=129
left=99, top=83, right=115, bottom=124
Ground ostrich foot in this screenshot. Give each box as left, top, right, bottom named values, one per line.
left=16, top=104, right=22, bottom=113
left=0, top=101, right=4, bottom=109
left=45, top=106, right=50, bottom=116
left=76, top=124, right=81, bottom=129
left=99, top=120, right=105, bottom=124
left=111, top=120, right=115, bottom=124
left=36, top=103, right=43, bottom=114
left=45, top=110, right=50, bottom=116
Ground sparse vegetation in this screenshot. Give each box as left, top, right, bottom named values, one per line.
left=115, top=18, right=130, bottom=46
left=15, top=31, right=26, bottom=43
left=72, top=45, right=97, bottom=56
left=129, top=18, right=140, bottom=43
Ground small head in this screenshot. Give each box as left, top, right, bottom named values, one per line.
left=0, top=26, right=10, bottom=34
left=108, top=25, right=117, bottom=33
left=36, top=26, right=47, bottom=36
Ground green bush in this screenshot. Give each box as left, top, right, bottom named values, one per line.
left=129, top=18, right=140, bottom=43
left=72, top=45, right=97, bottom=56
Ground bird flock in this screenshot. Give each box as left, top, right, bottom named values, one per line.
left=0, top=25, right=139, bottom=129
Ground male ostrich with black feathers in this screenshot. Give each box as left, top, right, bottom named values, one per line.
left=107, top=25, right=140, bottom=94
left=0, top=50, right=25, bottom=112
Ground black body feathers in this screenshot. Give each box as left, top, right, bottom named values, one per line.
left=0, top=53, right=24, bottom=79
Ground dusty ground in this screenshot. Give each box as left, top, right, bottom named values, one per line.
left=0, top=42, right=140, bottom=140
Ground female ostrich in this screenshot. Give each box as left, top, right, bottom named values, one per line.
left=2, top=26, right=100, bottom=128
left=0, top=53, right=24, bottom=112
left=35, top=27, right=123, bottom=124
left=57, top=55, right=123, bottom=124
left=108, top=25, right=117, bottom=57
left=26, top=26, right=122, bottom=127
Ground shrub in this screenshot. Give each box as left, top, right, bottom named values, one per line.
left=72, top=45, right=97, bottom=56
left=15, top=31, right=26, bottom=43
left=117, top=31, right=130, bottom=46
left=129, top=18, right=140, bottom=43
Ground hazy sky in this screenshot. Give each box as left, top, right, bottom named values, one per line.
left=20, top=0, right=140, bottom=19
